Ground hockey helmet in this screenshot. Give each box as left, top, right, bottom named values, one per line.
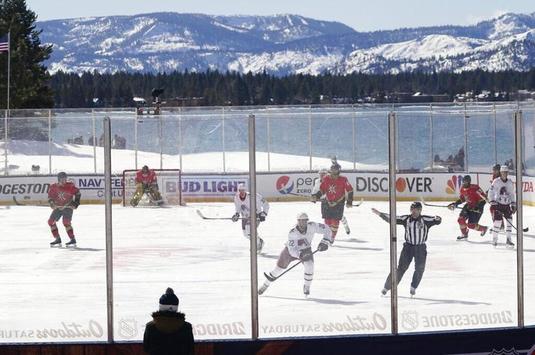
left=500, top=165, right=509, bottom=173
left=296, top=212, right=309, bottom=229
left=142, top=165, right=149, bottom=173
left=410, top=201, right=422, bottom=210
left=238, top=183, right=247, bottom=192
left=57, top=171, right=68, bottom=182
left=330, top=162, right=341, bottom=176
left=462, top=175, right=471, bottom=184
left=318, top=168, right=328, bottom=176
left=492, top=164, right=501, bottom=172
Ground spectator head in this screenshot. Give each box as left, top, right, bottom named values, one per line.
left=159, top=287, right=179, bottom=312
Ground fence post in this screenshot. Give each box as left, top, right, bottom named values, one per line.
left=248, top=114, right=259, bottom=339
left=515, top=110, right=524, bottom=328
left=103, top=116, right=114, bottom=342
left=388, top=111, right=398, bottom=335
left=222, top=107, right=226, bottom=173
left=3, top=110, right=7, bottom=175
left=48, top=110, right=52, bottom=174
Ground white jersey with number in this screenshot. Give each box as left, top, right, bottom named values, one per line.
left=286, top=222, right=332, bottom=259
left=234, top=192, right=269, bottom=218
left=489, top=177, right=516, bottom=205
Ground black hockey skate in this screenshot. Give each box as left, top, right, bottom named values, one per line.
left=65, top=238, right=77, bottom=247
left=506, top=239, right=515, bottom=248
left=50, top=237, right=62, bottom=247
left=381, top=288, right=388, bottom=296
left=303, top=285, right=310, bottom=297
left=410, top=287, right=416, bottom=297
left=456, top=234, right=468, bottom=241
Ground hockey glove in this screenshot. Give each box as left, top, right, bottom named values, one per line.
left=311, top=195, right=318, bottom=203
left=447, top=203, right=457, bottom=211
left=511, top=202, right=517, bottom=214
left=231, top=213, right=240, bottom=222
left=258, top=212, right=267, bottom=222
left=299, top=247, right=313, bottom=262
left=317, top=240, right=330, bottom=252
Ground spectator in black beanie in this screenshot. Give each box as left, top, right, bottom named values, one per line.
left=143, top=287, right=194, bottom=355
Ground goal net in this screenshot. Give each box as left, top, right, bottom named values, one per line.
left=122, top=169, right=183, bottom=206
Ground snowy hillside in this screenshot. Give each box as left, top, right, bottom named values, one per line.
left=37, top=12, right=535, bottom=75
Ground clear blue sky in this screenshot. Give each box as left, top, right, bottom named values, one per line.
left=26, top=0, right=535, bottom=31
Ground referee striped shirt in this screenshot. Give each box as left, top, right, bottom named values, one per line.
left=396, top=215, right=441, bottom=245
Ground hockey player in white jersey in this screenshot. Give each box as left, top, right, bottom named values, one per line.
left=489, top=165, right=516, bottom=247
left=311, top=168, right=351, bottom=235
left=231, top=183, right=269, bottom=253
left=258, top=212, right=333, bottom=297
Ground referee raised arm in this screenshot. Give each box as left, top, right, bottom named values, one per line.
left=372, top=201, right=441, bottom=297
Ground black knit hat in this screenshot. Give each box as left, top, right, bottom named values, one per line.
left=159, top=287, right=179, bottom=312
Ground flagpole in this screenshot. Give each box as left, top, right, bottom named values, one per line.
left=6, top=31, right=10, bottom=112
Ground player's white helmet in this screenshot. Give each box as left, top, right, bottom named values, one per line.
left=318, top=168, right=328, bottom=176
left=296, top=212, right=309, bottom=229
left=238, top=183, right=246, bottom=191
left=500, top=165, right=509, bottom=173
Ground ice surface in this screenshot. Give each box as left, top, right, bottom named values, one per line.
left=1, top=200, right=534, bottom=342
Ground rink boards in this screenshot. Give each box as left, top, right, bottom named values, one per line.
left=1, top=171, right=535, bottom=205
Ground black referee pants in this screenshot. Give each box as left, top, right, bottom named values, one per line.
left=384, top=242, right=427, bottom=290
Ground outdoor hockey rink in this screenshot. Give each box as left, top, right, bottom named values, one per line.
left=1, top=200, right=535, bottom=341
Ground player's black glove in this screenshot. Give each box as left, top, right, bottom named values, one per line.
left=258, top=212, right=267, bottom=222
left=231, top=213, right=240, bottom=222
left=299, top=247, right=313, bottom=261
left=447, top=202, right=457, bottom=211
left=317, top=239, right=330, bottom=252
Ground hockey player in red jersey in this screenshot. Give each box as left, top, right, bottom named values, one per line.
left=130, top=165, right=163, bottom=207
left=311, top=160, right=354, bottom=240
left=447, top=175, right=488, bottom=240
left=48, top=172, right=81, bottom=247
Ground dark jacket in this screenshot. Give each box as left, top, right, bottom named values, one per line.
left=143, top=311, right=194, bottom=355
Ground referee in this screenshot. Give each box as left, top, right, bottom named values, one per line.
left=372, top=201, right=441, bottom=296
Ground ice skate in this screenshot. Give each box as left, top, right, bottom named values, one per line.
left=65, top=238, right=77, bottom=247
left=480, top=226, right=488, bottom=237
left=257, top=238, right=264, bottom=254
left=492, top=237, right=498, bottom=247
left=258, top=281, right=270, bottom=295
left=456, top=234, right=468, bottom=241
left=303, top=285, right=310, bottom=297
left=50, top=237, right=62, bottom=247
left=506, top=239, right=515, bottom=248
left=381, top=288, right=388, bottom=296
left=410, top=287, right=416, bottom=297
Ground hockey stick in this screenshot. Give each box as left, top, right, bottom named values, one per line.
left=12, top=196, right=50, bottom=207
left=351, top=198, right=364, bottom=207
left=265, top=250, right=320, bottom=282
left=196, top=209, right=247, bottom=220
left=420, top=197, right=461, bottom=209
left=496, top=210, right=528, bottom=232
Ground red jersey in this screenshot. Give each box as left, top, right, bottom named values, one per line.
left=319, top=175, right=353, bottom=203
left=459, top=184, right=486, bottom=209
left=135, top=170, right=157, bottom=185
left=48, top=182, right=80, bottom=207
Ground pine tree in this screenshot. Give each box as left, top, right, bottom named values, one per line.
left=0, top=0, right=53, bottom=109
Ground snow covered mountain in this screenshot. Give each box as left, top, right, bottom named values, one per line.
left=37, top=12, right=535, bottom=75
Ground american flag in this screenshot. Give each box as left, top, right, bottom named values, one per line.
left=0, top=34, right=9, bottom=52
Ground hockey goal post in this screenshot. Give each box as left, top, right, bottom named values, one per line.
left=122, top=169, right=183, bottom=206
